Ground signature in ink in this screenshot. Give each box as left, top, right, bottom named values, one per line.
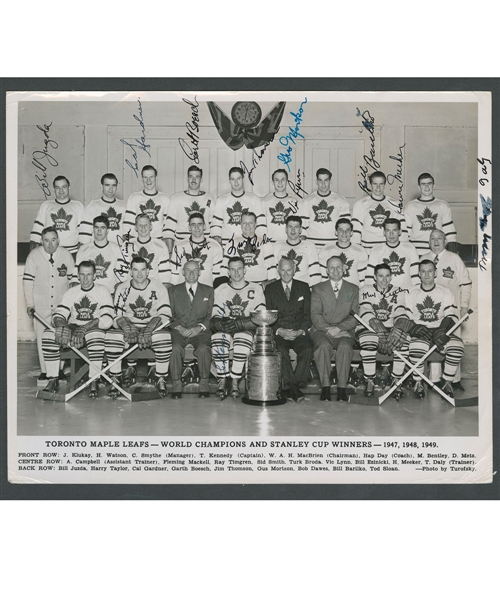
left=120, top=138, right=140, bottom=178
left=386, top=143, right=406, bottom=215
left=114, top=230, right=134, bottom=281
left=356, top=108, right=380, bottom=195
left=212, top=302, right=230, bottom=372
left=172, top=239, right=211, bottom=269
left=133, top=98, right=151, bottom=158
left=32, top=122, right=58, bottom=200
left=478, top=194, right=492, bottom=272
left=178, top=97, right=200, bottom=164
left=477, top=157, right=491, bottom=187
left=114, top=283, right=132, bottom=316
left=226, top=233, right=274, bottom=256
left=277, top=98, right=307, bottom=172
left=240, top=138, right=274, bottom=185
left=287, top=168, right=307, bottom=203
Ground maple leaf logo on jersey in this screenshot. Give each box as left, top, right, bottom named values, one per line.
left=369, top=203, right=391, bottom=228
left=227, top=201, right=245, bottom=226
left=132, top=246, right=155, bottom=268
left=339, top=252, right=354, bottom=278
left=373, top=297, right=393, bottom=322
left=139, top=198, right=160, bottom=223
left=94, top=253, right=111, bottom=279
left=237, top=241, right=261, bottom=267
left=269, top=201, right=291, bottom=225
left=185, top=247, right=207, bottom=271
left=184, top=200, right=206, bottom=219
left=416, top=295, right=441, bottom=322
left=312, top=199, right=334, bottom=223
left=104, top=206, right=121, bottom=230
left=129, top=295, right=153, bottom=320
left=51, top=207, right=73, bottom=231
left=57, top=263, right=67, bottom=277
left=442, top=267, right=454, bottom=279
left=226, top=293, right=249, bottom=317
left=383, top=251, right=406, bottom=276
left=285, top=249, right=303, bottom=273
left=417, top=207, right=438, bottom=231
left=74, top=295, right=97, bottom=321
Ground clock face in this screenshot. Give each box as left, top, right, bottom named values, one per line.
left=231, top=102, right=262, bottom=128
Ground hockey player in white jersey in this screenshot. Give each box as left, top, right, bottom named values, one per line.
left=365, top=218, right=420, bottom=290
left=164, top=165, right=215, bottom=246
left=211, top=256, right=266, bottom=399
left=273, top=215, right=321, bottom=287
left=405, top=173, right=458, bottom=256
left=352, top=171, right=408, bottom=250
left=300, top=168, right=351, bottom=249
left=210, top=167, right=266, bottom=248
left=79, top=173, right=126, bottom=247
left=261, top=169, right=300, bottom=242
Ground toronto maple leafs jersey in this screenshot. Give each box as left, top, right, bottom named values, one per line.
left=23, top=246, right=74, bottom=313
left=112, top=278, right=172, bottom=326
left=223, top=236, right=278, bottom=284
left=79, top=198, right=127, bottom=246
left=421, top=249, right=472, bottom=308
left=170, top=237, right=223, bottom=286
left=72, top=241, right=125, bottom=293
left=262, top=192, right=301, bottom=242
left=123, top=191, right=171, bottom=240
left=351, top=195, right=408, bottom=249
left=319, top=242, right=369, bottom=287
left=273, top=240, right=321, bottom=286
left=405, top=283, right=458, bottom=330
left=405, top=198, right=457, bottom=256
left=119, top=238, right=171, bottom=284
left=358, top=284, right=408, bottom=329
left=53, top=283, right=113, bottom=329
left=365, top=242, right=420, bottom=290
left=164, top=191, right=215, bottom=241
left=300, top=191, right=351, bottom=248
left=30, top=199, right=85, bottom=254
left=212, top=282, right=266, bottom=319
left=210, top=192, right=266, bottom=247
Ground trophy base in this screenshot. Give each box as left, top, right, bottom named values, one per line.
left=242, top=393, right=287, bottom=406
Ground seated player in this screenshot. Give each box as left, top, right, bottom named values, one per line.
left=170, top=212, right=223, bottom=286
left=273, top=215, right=321, bottom=287
left=319, top=218, right=369, bottom=287
left=264, top=257, right=313, bottom=402
left=300, top=168, right=351, bottom=249
left=365, top=218, right=419, bottom=290
left=168, top=260, right=214, bottom=398
left=41, top=260, right=113, bottom=397
left=262, top=169, right=300, bottom=242
left=405, top=173, right=458, bottom=256
left=390, top=259, right=464, bottom=399
left=106, top=257, right=172, bottom=397
left=352, top=171, right=408, bottom=250
left=223, top=212, right=277, bottom=286
left=211, top=256, right=266, bottom=399
left=357, top=263, right=409, bottom=399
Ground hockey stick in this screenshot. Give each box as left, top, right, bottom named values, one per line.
left=350, top=311, right=454, bottom=405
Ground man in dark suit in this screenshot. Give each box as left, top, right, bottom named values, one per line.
left=264, top=257, right=313, bottom=402
left=311, top=255, right=359, bottom=401
left=168, top=260, right=214, bottom=398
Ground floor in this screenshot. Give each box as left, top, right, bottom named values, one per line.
left=16, top=342, right=479, bottom=437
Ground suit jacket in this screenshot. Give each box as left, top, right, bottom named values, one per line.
left=264, top=278, right=311, bottom=333
left=168, top=282, right=214, bottom=330
left=310, top=279, right=359, bottom=337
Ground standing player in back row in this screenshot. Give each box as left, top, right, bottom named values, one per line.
left=352, top=171, right=408, bottom=250
left=210, top=167, right=266, bottom=249
left=300, top=168, right=351, bottom=249
left=164, top=166, right=215, bottom=248
left=261, top=169, right=300, bottom=242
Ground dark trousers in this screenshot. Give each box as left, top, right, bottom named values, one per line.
left=275, top=334, right=314, bottom=389
left=311, top=331, right=355, bottom=388
left=170, top=330, right=212, bottom=392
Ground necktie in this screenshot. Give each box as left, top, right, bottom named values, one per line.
left=189, top=286, right=194, bottom=301
left=285, top=285, right=290, bottom=300
left=334, top=283, right=339, bottom=298
left=49, top=256, right=54, bottom=265
left=434, top=254, right=439, bottom=266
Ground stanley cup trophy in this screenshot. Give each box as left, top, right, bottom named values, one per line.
left=242, top=309, right=286, bottom=406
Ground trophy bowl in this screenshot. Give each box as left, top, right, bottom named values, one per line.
left=250, top=309, right=278, bottom=327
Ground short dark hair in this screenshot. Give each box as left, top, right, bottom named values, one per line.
left=272, top=169, right=288, bottom=181
left=374, top=263, right=392, bottom=276
left=229, top=166, right=244, bottom=178
left=228, top=256, right=245, bottom=269
left=131, top=257, right=149, bottom=269
left=316, top=168, right=332, bottom=179
left=188, top=211, right=205, bottom=224
left=383, top=218, right=401, bottom=230
left=100, top=173, right=118, bottom=185
left=285, top=215, right=302, bottom=227
left=78, top=260, right=95, bottom=274
left=93, top=215, right=109, bottom=228
left=141, top=165, right=157, bottom=177
left=419, top=259, right=436, bottom=270
left=241, top=211, right=257, bottom=222
left=53, top=175, right=70, bottom=187
left=369, top=171, right=386, bottom=184
left=335, top=218, right=353, bottom=231
left=188, top=165, right=203, bottom=177
left=41, top=226, right=58, bottom=237
left=418, top=172, right=435, bottom=185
